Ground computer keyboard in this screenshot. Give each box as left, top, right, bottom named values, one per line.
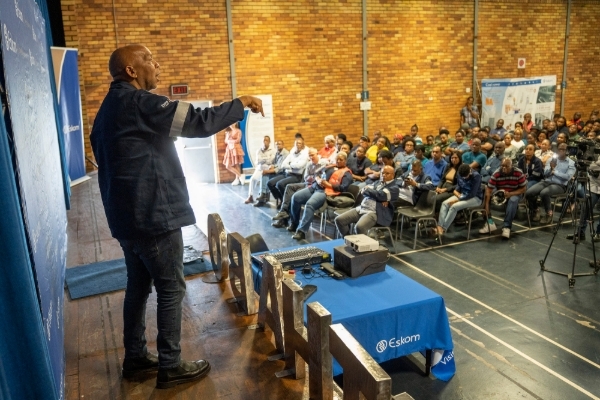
left=252, top=246, right=331, bottom=270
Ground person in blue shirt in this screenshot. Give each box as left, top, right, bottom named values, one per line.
left=436, top=164, right=483, bottom=235
left=423, top=145, right=447, bottom=186
left=490, top=119, right=507, bottom=140
left=461, top=139, right=487, bottom=173
left=480, top=142, right=506, bottom=184
left=446, top=130, right=470, bottom=158
left=91, top=44, right=264, bottom=389
left=525, top=143, right=576, bottom=224
left=393, top=138, right=416, bottom=171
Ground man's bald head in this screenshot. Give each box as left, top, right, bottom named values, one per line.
left=108, top=45, right=160, bottom=90
left=109, top=45, right=146, bottom=79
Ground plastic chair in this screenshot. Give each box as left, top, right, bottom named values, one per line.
left=320, top=185, right=360, bottom=232
left=367, top=225, right=395, bottom=252
left=396, top=191, right=440, bottom=249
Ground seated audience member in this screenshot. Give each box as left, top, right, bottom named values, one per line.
left=535, top=139, right=554, bottom=165
left=372, top=130, right=382, bottom=143
left=518, top=144, right=544, bottom=188
left=462, top=138, right=487, bottom=173
left=446, top=131, right=470, bottom=157
left=336, top=133, right=347, bottom=151
left=364, top=150, right=402, bottom=185
left=435, top=164, right=483, bottom=236
left=423, top=145, right=448, bottom=186
left=390, top=134, right=404, bottom=155
left=587, top=130, right=597, bottom=140
left=468, top=126, right=480, bottom=145
left=424, top=135, right=435, bottom=158
left=535, top=132, right=548, bottom=148
left=394, top=138, right=416, bottom=171
left=271, top=148, right=326, bottom=225
left=435, top=128, right=450, bottom=144
left=502, top=134, right=518, bottom=162
left=479, top=158, right=527, bottom=238
left=568, top=112, right=584, bottom=132
left=438, top=132, right=450, bottom=155
left=339, top=142, right=352, bottom=156
left=567, top=123, right=581, bottom=141
left=547, top=121, right=559, bottom=142
left=245, top=135, right=275, bottom=204
left=551, top=132, right=568, bottom=152
left=481, top=142, right=506, bottom=184
left=556, top=116, right=569, bottom=135
left=289, top=152, right=353, bottom=240
left=514, top=121, right=524, bottom=131
left=582, top=122, right=594, bottom=135
left=511, top=128, right=525, bottom=149
left=351, top=136, right=370, bottom=156
left=587, top=110, right=599, bottom=124
left=396, top=160, right=434, bottom=207
left=435, top=152, right=463, bottom=207
left=408, top=124, right=423, bottom=145
left=526, top=143, right=576, bottom=224
left=479, top=129, right=497, bottom=157
left=267, top=138, right=309, bottom=207
left=346, top=145, right=372, bottom=184
left=523, top=113, right=534, bottom=133
left=260, top=140, right=289, bottom=202
left=381, top=135, right=392, bottom=150
left=461, top=96, right=480, bottom=129
left=365, top=136, right=388, bottom=163
left=318, top=135, right=338, bottom=164
left=593, top=121, right=600, bottom=135
left=334, top=166, right=399, bottom=237
left=414, top=144, right=429, bottom=167
left=490, top=119, right=507, bottom=141
left=542, top=119, right=551, bottom=130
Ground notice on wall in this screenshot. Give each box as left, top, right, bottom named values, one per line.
left=239, top=94, right=274, bottom=172
left=481, top=76, right=557, bottom=130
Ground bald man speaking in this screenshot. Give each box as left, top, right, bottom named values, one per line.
left=91, top=44, right=263, bottom=389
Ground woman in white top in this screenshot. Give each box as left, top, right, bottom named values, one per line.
left=535, top=139, right=554, bottom=165
left=511, top=128, right=526, bottom=149
left=503, top=134, right=518, bottom=161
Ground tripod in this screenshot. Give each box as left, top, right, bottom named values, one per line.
left=539, top=162, right=600, bottom=288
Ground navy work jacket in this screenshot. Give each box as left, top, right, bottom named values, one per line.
left=91, top=81, right=244, bottom=239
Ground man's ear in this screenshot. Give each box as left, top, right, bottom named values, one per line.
left=124, top=65, right=137, bottom=79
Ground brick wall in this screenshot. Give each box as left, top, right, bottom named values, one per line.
left=62, top=0, right=600, bottom=181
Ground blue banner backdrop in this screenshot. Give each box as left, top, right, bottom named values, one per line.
left=51, top=47, right=86, bottom=182
left=0, top=0, right=68, bottom=397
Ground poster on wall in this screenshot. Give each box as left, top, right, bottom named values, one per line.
left=0, top=0, right=67, bottom=397
left=238, top=94, right=274, bottom=172
left=481, top=76, right=557, bottom=131
left=51, top=46, right=88, bottom=185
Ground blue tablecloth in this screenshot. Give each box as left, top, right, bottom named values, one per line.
left=251, top=240, right=455, bottom=380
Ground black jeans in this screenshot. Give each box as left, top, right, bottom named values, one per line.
left=118, top=228, right=185, bottom=369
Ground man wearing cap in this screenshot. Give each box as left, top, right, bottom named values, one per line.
left=334, top=165, right=399, bottom=237
left=390, top=134, right=404, bottom=155
left=479, top=158, right=527, bottom=239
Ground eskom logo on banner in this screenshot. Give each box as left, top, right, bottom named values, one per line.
left=376, top=334, right=420, bottom=353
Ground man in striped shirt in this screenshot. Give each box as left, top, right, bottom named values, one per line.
left=479, top=158, right=527, bottom=239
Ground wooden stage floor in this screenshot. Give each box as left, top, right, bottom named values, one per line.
left=64, top=173, right=600, bottom=399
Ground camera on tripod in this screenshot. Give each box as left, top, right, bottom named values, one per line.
left=566, top=138, right=600, bottom=168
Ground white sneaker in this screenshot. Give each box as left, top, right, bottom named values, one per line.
left=502, top=227, right=511, bottom=239
left=479, top=221, right=497, bottom=233
left=239, top=175, right=246, bottom=185
left=231, top=178, right=240, bottom=186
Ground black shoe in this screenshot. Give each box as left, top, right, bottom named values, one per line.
left=156, top=359, right=211, bottom=389
left=292, top=231, right=305, bottom=240
left=122, top=353, right=159, bottom=379
left=593, top=234, right=600, bottom=242
left=287, top=223, right=298, bottom=232
left=276, top=199, right=282, bottom=207
left=272, top=219, right=288, bottom=228
left=253, top=201, right=265, bottom=207
left=272, top=211, right=289, bottom=221
left=566, top=233, right=586, bottom=241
